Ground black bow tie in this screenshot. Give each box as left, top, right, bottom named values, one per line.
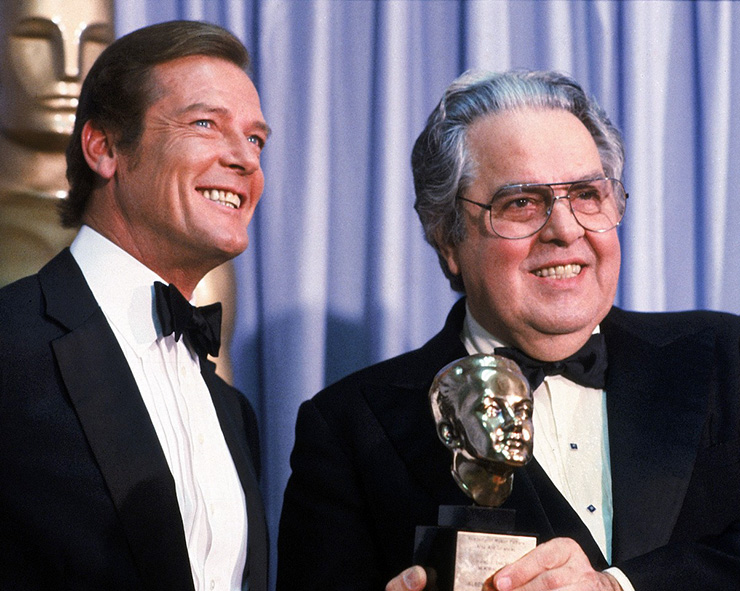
left=494, top=333, right=607, bottom=391
left=153, top=281, right=222, bottom=358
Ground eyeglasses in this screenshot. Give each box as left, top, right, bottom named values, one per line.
left=458, top=177, right=628, bottom=240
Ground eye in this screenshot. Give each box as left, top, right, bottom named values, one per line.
left=12, top=18, right=58, bottom=41
left=508, top=197, right=536, bottom=210
left=492, top=191, right=545, bottom=215
left=194, top=119, right=214, bottom=129
left=478, top=400, right=502, bottom=417
left=248, top=134, right=265, bottom=149
left=571, top=184, right=602, bottom=202
left=514, top=401, right=532, bottom=416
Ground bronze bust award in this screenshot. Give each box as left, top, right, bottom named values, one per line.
left=414, top=355, right=537, bottom=591
left=0, top=0, right=114, bottom=287
left=431, top=354, right=533, bottom=507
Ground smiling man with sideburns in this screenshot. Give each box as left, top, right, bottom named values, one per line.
left=0, top=20, right=270, bottom=591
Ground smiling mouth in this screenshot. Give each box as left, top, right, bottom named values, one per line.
left=532, top=263, right=582, bottom=279
left=199, top=189, right=242, bottom=209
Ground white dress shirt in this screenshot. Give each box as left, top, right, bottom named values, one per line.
left=461, top=303, right=634, bottom=591
left=70, top=226, right=248, bottom=591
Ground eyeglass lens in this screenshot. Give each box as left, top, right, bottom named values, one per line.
left=489, top=178, right=626, bottom=239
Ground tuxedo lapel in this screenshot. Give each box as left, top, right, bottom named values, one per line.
left=201, top=360, right=267, bottom=591
left=602, top=309, right=713, bottom=563
left=506, top=461, right=608, bottom=569
left=40, top=250, right=195, bottom=591
left=364, top=299, right=472, bottom=508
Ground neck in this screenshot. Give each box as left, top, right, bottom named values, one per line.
left=452, top=454, right=515, bottom=507
left=0, top=133, right=69, bottom=199
left=83, top=205, right=217, bottom=300
left=94, top=224, right=206, bottom=297
left=514, top=331, right=596, bottom=362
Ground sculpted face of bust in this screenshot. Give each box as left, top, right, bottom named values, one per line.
left=433, top=355, right=533, bottom=467
left=461, top=368, right=532, bottom=466
left=0, top=0, right=114, bottom=148
left=431, top=354, right=533, bottom=506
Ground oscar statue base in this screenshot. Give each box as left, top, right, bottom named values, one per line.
left=413, top=506, right=537, bottom=591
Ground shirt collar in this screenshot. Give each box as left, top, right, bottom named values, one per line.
left=70, top=225, right=166, bottom=350
left=461, top=301, right=507, bottom=355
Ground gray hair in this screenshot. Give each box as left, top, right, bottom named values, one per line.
left=412, top=70, right=625, bottom=292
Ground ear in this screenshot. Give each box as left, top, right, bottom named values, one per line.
left=80, top=120, right=118, bottom=180
left=437, top=237, right=462, bottom=277
left=437, top=420, right=462, bottom=450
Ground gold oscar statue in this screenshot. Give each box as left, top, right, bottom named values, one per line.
left=0, top=0, right=237, bottom=382
left=0, top=0, right=114, bottom=286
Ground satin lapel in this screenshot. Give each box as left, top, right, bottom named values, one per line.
left=201, top=360, right=267, bottom=591
left=40, top=250, right=195, bottom=591
left=363, top=300, right=473, bottom=508
left=364, top=376, right=470, bottom=508
left=602, top=309, right=713, bottom=563
left=505, top=461, right=608, bottom=569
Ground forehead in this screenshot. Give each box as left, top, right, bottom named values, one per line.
left=148, top=55, right=261, bottom=114
left=457, top=368, right=530, bottom=401
left=467, top=107, right=603, bottom=185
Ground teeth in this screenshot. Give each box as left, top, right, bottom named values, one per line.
left=533, top=263, right=582, bottom=279
left=200, top=189, right=241, bottom=209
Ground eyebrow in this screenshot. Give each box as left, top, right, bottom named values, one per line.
left=178, top=102, right=272, bottom=138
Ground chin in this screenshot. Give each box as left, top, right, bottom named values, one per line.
left=532, top=309, right=600, bottom=334
left=502, top=452, right=529, bottom=466
left=212, top=231, right=250, bottom=257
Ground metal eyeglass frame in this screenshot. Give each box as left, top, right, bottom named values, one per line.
left=457, top=177, right=629, bottom=239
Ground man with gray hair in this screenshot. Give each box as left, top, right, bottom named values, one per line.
left=277, top=70, right=740, bottom=591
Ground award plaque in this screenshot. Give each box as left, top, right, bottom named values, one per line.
left=414, top=354, right=537, bottom=591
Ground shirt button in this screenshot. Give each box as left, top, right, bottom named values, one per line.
left=198, top=433, right=205, bottom=445
left=210, top=580, right=215, bottom=590
left=587, top=504, right=597, bottom=513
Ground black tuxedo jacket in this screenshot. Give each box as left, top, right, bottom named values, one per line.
left=277, top=298, right=740, bottom=591
left=0, top=249, right=267, bottom=591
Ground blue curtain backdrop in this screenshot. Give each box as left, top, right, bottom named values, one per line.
left=115, top=0, right=740, bottom=585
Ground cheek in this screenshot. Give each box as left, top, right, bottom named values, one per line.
left=593, top=233, right=622, bottom=284
left=473, top=240, right=529, bottom=294
left=10, top=42, right=55, bottom=94
left=247, top=171, right=265, bottom=210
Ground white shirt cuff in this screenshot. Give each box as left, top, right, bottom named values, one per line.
left=604, top=567, right=635, bottom=591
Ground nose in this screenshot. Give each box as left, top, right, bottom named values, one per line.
left=59, top=26, right=82, bottom=81
left=500, top=404, right=518, bottom=428
left=222, top=132, right=261, bottom=175
left=538, top=193, right=585, bottom=243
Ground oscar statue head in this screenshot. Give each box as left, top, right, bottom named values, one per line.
left=0, top=0, right=114, bottom=150
left=430, top=354, right=533, bottom=507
